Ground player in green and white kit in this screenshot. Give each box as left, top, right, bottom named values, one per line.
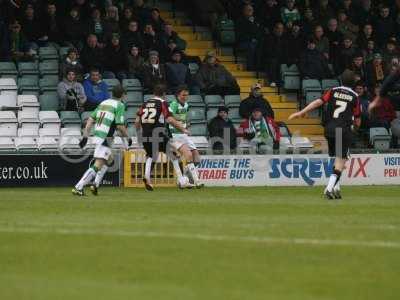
left=72, top=85, right=131, bottom=196
left=169, top=85, right=203, bottom=188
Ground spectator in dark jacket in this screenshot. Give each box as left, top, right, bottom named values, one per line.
left=87, top=8, right=106, bottom=44
left=299, top=38, right=332, bottom=79
left=122, top=20, right=145, bottom=50
left=120, top=7, right=136, bottom=33
left=104, top=34, right=128, bottom=81
left=149, top=8, right=165, bottom=33
left=5, top=20, right=35, bottom=62
left=20, top=4, right=46, bottom=48
left=80, top=34, right=107, bottom=75
left=208, top=106, right=237, bottom=151
left=342, top=53, right=366, bottom=83
left=103, top=6, right=120, bottom=42
left=374, top=5, right=394, bottom=48
left=142, top=23, right=162, bottom=56
left=335, top=36, right=358, bottom=74
left=313, top=25, right=330, bottom=59
left=166, top=50, right=192, bottom=94
left=127, top=45, right=145, bottom=80
left=239, top=83, right=274, bottom=119
left=285, top=21, right=304, bottom=66
left=133, top=0, right=152, bottom=27
left=357, top=23, right=375, bottom=50
left=236, top=4, right=263, bottom=71
left=325, top=18, right=343, bottom=70
left=142, top=50, right=167, bottom=93
left=83, top=68, right=110, bottom=111
left=196, top=51, right=240, bottom=96
left=257, top=0, right=280, bottom=34
left=263, top=22, right=288, bottom=87
left=64, top=7, right=86, bottom=49
left=159, top=23, right=187, bottom=62
left=41, top=3, right=64, bottom=44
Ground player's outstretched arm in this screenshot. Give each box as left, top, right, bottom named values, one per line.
left=134, top=116, right=141, bottom=129
left=166, top=116, right=189, bottom=134
left=288, top=99, right=324, bottom=120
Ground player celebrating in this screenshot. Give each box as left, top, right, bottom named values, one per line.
left=135, top=84, right=188, bottom=191
left=169, top=85, right=203, bottom=188
left=289, top=72, right=361, bottom=199
left=73, top=85, right=132, bottom=196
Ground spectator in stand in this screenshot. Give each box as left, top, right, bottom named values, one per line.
left=238, top=107, right=280, bottom=152
left=354, top=80, right=371, bottom=129
left=5, top=20, right=35, bottom=62
left=143, top=23, right=162, bottom=56
left=337, top=10, right=359, bottom=43
left=257, top=0, right=280, bottom=34
left=122, top=20, right=145, bottom=50
left=41, top=3, right=63, bottom=45
left=80, top=34, right=107, bottom=76
left=314, top=0, right=336, bottom=25
left=313, top=25, right=330, bottom=59
left=166, top=50, right=192, bottom=94
left=83, top=68, right=110, bottom=111
left=208, top=106, right=237, bottom=152
left=196, top=51, right=240, bottom=96
left=20, top=4, right=46, bottom=49
left=64, top=7, right=86, bottom=49
left=325, top=18, right=343, bottom=68
left=69, top=0, right=95, bottom=19
left=341, top=0, right=359, bottom=24
left=264, top=22, right=288, bottom=87
left=382, top=38, right=400, bottom=71
left=335, top=35, right=358, bottom=74
left=60, top=47, right=84, bottom=81
left=58, top=69, right=86, bottom=111
left=120, top=7, right=136, bottom=33
left=142, top=50, right=167, bottom=93
left=301, top=7, right=318, bottom=36
left=342, top=53, right=366, bottom=83
left=190, top=0, right=225, bottom=31
left=369, top=85, right=396, bottom=130
left=87, top=8, right=106, bottom=45
left=0, top=18, right=7, bottom=60
left=299, top=37, right=332, bottom=80
left=103, top=6, right=120, bottom=42
left=127, top=45, right=145, bottom=80
left=366, top=53, right=387, bottom=89
left=285, top=21, right=304, bottom=66
left=357, top=23, right=375, bottom=50
left=280, top=0, right=301, bottom=27
left=104, top=34, right=128, bottom=81
left=236, top=4, right=262, bottom=71
left=239, top=83, right=274, bottom=119
left=374, top=4, right=394, bottom=48
left=149, top=8, right=165, bottom=33
left=133, top=0, right=152, bottom=27
left=159, top=23, right=187, bottom=62
left=363, top=39, right=377, bottom=64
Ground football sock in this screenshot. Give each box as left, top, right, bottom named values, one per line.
left=94, top=165, right=108, bottom=188
left=75, top=166, right=97, bottom=190
left=187, top=162, right=200, bottom=185
left=334, top=170, right=342, bottom=190
left=144, top=157, right=153, bottom=181
left=326, top=169, right=342, bottom=192
left=171, top=158, right=183, bottom=180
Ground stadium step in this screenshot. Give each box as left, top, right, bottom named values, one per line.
left=231, top=71, right=267, bottom=78
left=286, top=118, right=321, bottom=125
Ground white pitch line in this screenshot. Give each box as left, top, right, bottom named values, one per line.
left=0, top=226, right=399, bottom=249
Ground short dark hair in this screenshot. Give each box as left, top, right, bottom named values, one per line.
left=341, top=70, right=356, bottom=87
left=175, top=85, right=189, bottom=96
left=90, top=68, right=100, bottom=74
left=112, top=84, right=126, bottom=99
left=153, top=84, right=167, bottom=97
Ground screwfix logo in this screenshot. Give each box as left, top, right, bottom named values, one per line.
left=347, top=157, right=370, bottom=178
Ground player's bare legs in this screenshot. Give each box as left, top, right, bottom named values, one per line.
left=178, top=144, right=203, bottom=188
left=143, top=155, right=154, bottom=191
left=325, top=158, right=346, bottom=199
left=90, top=156, right=113, bottom=196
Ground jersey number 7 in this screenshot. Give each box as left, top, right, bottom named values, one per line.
left=333, top=100, right=347, bottom=119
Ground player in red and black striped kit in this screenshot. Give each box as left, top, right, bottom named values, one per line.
left=289, top=73, right=361, bottom=199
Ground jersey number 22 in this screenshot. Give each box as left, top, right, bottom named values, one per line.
left=141, top=108, right=157, bottom=124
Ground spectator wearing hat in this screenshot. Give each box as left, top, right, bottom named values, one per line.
left=83, top=68, right=110, bottom=111
left=238, top=107, right=280, bottom=152
left=366, top=53, right=388, bottom=89
left=166, top=50, right=192, bottom=94
left=299, top=37, right=332, bottom=80
left=208, top=106, right=238, bottom=152
left=127, top=45, right=145, bottom=80
left=142, top=50, right=167, bottom=93
left=60, top=47, right=84, bottom=81
left=239, top=83, right=274, bottom=119
left=236, top=4, right=263, bottom=71
left=58, top=69, right=86, bottom=111
left=196, top=50, right=240, bottom=96
left=122, top=20, right=145, bottom=50
left=160, top=23, right=187, bottom=61
left=104, top=34, right=129, bottom=81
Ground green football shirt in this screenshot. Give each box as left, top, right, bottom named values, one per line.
left=168, top=100, right=189, bottom=134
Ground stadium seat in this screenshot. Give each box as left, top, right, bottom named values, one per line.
left=0, top=62, right=18, bottom=77
left=188, top=63, right=199, bottom=75
left=38, top=137, right=59, bottom=151
left=18, top=95, right=40, bottom=115
left=321, top=79, right=340, bottom=91
left=0, top=94, right=17, bottom=108
left=18, top=110, right=40, bottom=124
left=188, top=107, right=206, bottom=123
left=39, top=76, right=59, bottom=92
left=125, top=107, right=139, bottom=123
left=18, top=62, right=39, bottom=76
left=39, top=127, right=60, bottom=137
left=14, top=137, right=38, bottom=151
left=81, top=111, right=92, bottom=125
left=0, top=137, right=16, bottom=150
left=58, top=47, right=69, bottom=58
left=18, top=126, right=39, bottom=137
left=206, top=107, right=219, bottom=121
left=224, top=95, right=241, bottom=107
left=229, top=107, right=240, bottom=119
left=60, top=111, right=81, bottom=126
left=370, top=127, right=391, bottom=150
left=122, top=79, right=142, bottom=91
left=103, top=79, right=120, bottom=91
left=127, top=124, right=137, bottom=137
left=61, top=127, right=82, bottom=137
left=39, top=46, right=59, bottom=61
left=143, top=94, right=154, bottom=102
left=18, top=76, right=40, bottom=94
left=39, top=111, right=61, bottom=130
left=39, top=94, right=60, bottom=111
left=281, top=64, right=300, bottom=90
left=188, top=95, right=203, bottom=104
left=217, top=18, right=235, bottom=45
left=39, top=61, right=59, bottom=76
left=59, top=136, right=81, bottom=151
left=204, top=95, right=223, bottom=107
left=190, top=123, right=207, bottom=136
left=125, top=91, right=143, bottom=107
left=302, top=79, right=321, bottom=93
left=0, top=111, right=18, bottom=137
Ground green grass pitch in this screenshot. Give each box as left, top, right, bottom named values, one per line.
left=0, top=186, right=399, bottom=300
